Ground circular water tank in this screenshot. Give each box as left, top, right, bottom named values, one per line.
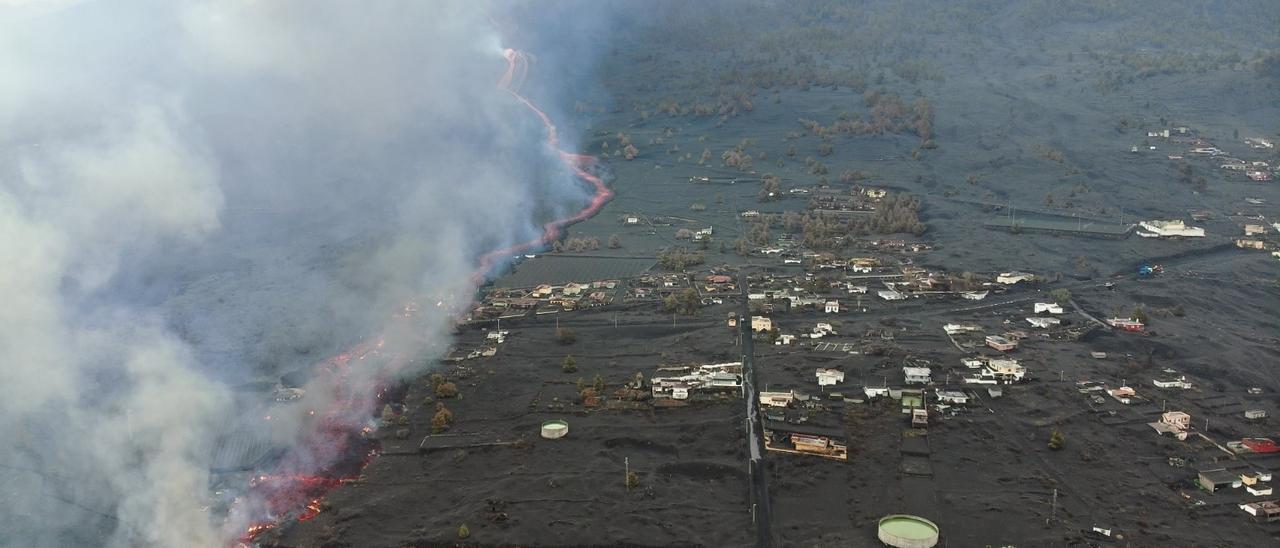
left=877, top=514, right=939, bottom=548
left=540, top=420, right=569, bottom=439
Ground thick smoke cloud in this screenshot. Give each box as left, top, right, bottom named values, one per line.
left=0, top=1, right=592, bottom=546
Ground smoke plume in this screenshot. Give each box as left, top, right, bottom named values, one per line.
left=0, top=1, right=594, bottom=546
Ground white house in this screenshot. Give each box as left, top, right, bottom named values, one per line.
left=943, top=324, right=981, bottom=335
left=903, top=366, right=932, bottom=385
left=962, top=357, right=985, bottom=369
left=961, top=291, right=989, bottom=301
left=984, top=359, right=1025, bottom=382
left=759, top=390, right=795, bottom=407
left=1034, top=302, right=1064, bottom=314
left=846, top=284, right=869, bottom=294
left=751, top=316, right=773, bottom=332
left=824, top=300, right=840, bottom=313
left=878, top=289, right=906, bottom=301
left=1152, top=377, right=1193, bottom=390
left=864, top=386, right=890, bottom=399
left=776, top=334, right=796, bottom=346
left=816, top=368, right=845, bottom=386
left=935, top=390, right=969, bottom=405
left=996, top=272, right=1034, bottom=285
left=1138, top=219, right=1205, bottom=238
left=1026, top=317, right=1061, bottom=329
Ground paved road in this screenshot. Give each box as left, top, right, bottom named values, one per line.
left=737, top=270, right=773, bottom=548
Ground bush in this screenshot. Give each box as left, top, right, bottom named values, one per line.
left=432, top=402, right=453, bottom=433
left=1049, top=289, right=1072, bottom=306
left=556, top=327, right=577, bottom=345
left=435, top=381, right=459, bottom=399
left=1131, top=307, right=1149, bottom=324
left=579, top=387, right=600, bottom=407
left=593, top=374, right=605, bottom=393
left=562, top=355, right=578, bottom=373
left=1048, top=429, right=1066, bottom=451
left=458, top=523, right=471, bottom=539
left=626, top=471, right=640, bottom=490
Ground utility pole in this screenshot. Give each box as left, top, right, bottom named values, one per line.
left=1051, top=488, right=1058, bottom=522
left=625, top=456, right=630, bottom=488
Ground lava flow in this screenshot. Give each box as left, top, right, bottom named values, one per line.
left=471, top=48, right=614, bottom=285
left=232, top=48, right=613, bottom=546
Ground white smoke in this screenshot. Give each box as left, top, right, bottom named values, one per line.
left=0, top=1, right=593, bottom=546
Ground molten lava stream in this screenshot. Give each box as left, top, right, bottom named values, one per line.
left=235, top=48, right=612, bottom=545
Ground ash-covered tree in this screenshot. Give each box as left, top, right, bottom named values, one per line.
left=608, top=234, right=622, bottom=249
left=721, top=149, right=753, bottom=171
left=747, top=221, right=771, bottom=245
left=431, top=402, right=453, bottom=433
left=839, top=170, right=869, bottom=184
left=656, top=248, right=705, bottom=270
left=434, top=381, right=458, bottom=399
left=757, top=173, right=782, bottom=201
left=556, top=327, right=577, bottom=345
left=678, top=287, right=702, bottom=314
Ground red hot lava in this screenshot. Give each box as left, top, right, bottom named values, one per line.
left=233, top=48, right=612, bottom=545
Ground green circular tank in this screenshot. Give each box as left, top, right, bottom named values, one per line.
left=877, top=514, right=939, bottom=548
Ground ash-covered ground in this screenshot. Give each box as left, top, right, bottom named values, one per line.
left=267, top=2, right=1280, bottom=547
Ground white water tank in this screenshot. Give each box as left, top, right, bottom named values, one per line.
left=540, top=420, right=569, bottom=440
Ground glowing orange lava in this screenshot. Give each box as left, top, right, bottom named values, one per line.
left=233, top=46, right=612, bottom=545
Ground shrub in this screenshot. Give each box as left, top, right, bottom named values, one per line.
left=432, top=402, right=454, bottom=433
left=626, top=471, right=640, bottom=490
left=435, top=381, right=459, bottom=399
left=458, top=523, right=471, bottom=539
left=562, top=355, right=578, bottom=373
left=579, top=387, right=600, bottom=407
left=1048, top=429, right=1065, bottom=450
left=556, top=327, right=576, bottom=345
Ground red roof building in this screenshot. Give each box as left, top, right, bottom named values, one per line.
left=1243, top=438, right=1280, bottom=454
left=1106, top=318, right=1145, bottom=332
